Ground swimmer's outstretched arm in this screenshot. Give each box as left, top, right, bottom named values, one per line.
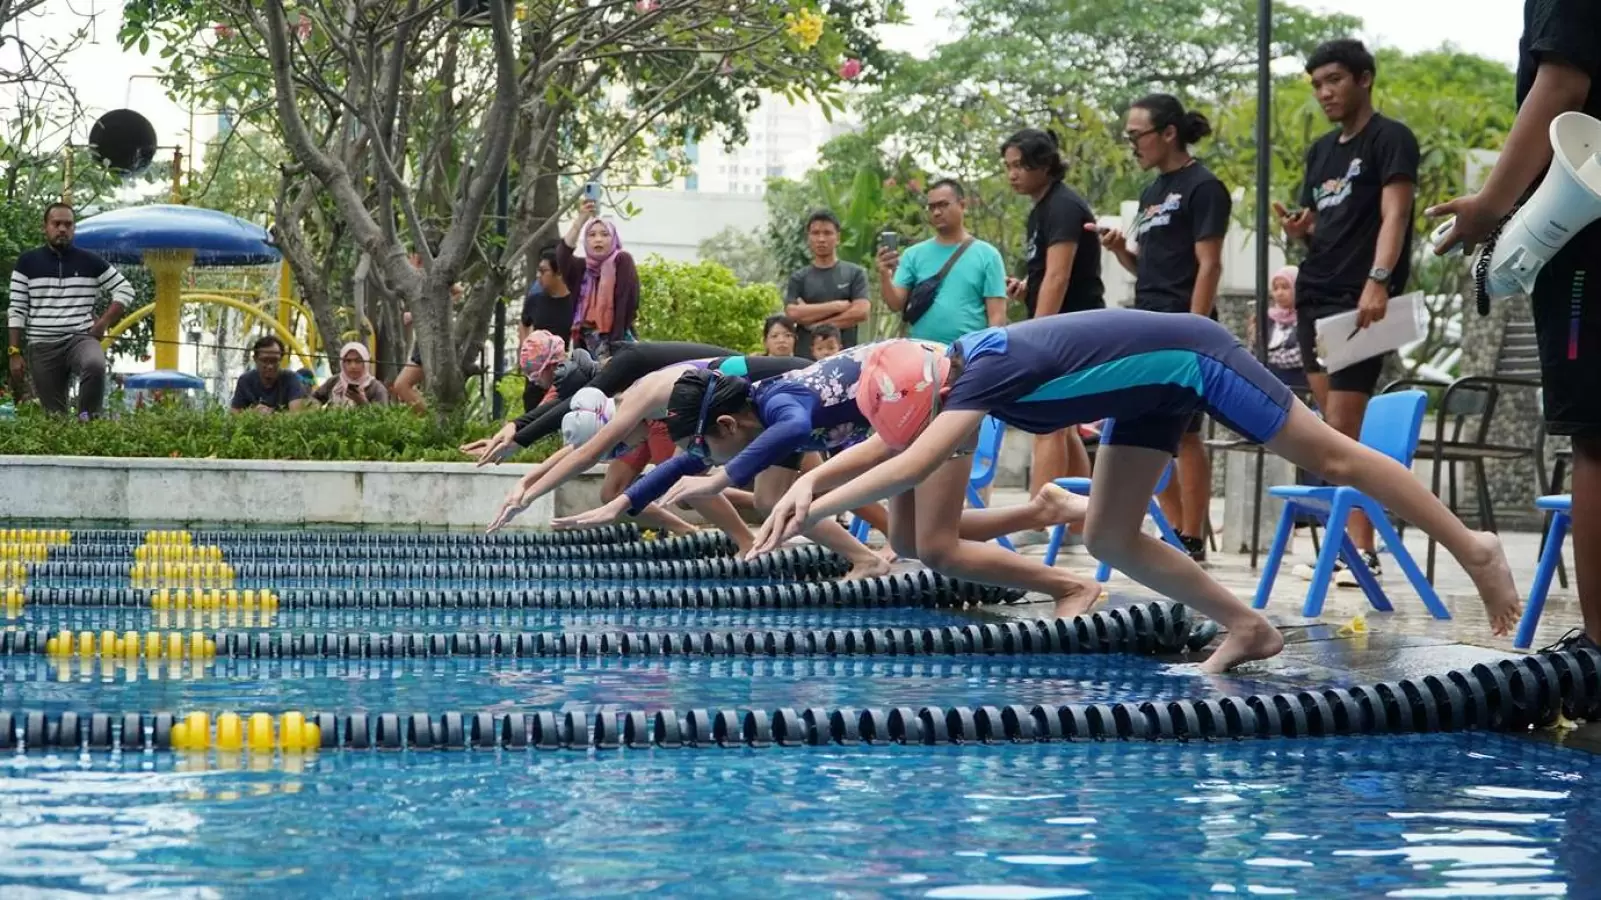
left=750, top=436, right=896, bottom=555
left=804, top=410, right=985, bottom=524
left=515, top=376, right=674, bottom=506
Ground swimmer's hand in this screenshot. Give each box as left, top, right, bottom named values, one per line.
left=551, top=495, right=630, bottom=531
left=486, top=482, right=533, bottom=534
left=662, top=474, right=726, bottom=509
left=461, top=422, right=519, bottom=467
left=748, top=479, right=814, bottom=558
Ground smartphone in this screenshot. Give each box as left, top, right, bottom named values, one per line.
left=879, top=231, right=899, bottom=251
left=583, top=181, right=602, bottom=202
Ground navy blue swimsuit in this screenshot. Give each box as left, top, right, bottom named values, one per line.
left=943, top=309, right=1294, bottom=453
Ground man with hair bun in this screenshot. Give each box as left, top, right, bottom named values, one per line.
left=1097, top=93, right=1233, bottom=562
left=1002, top=128, right=1105, bottom=507
left=1274, top=38, right=1420, bottom=585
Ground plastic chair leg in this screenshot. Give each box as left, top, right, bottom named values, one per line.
left=1301, top=497, right=1352, bottom=618
left=1043, top=525, right=1066, bottom=567
left=1253, top=504, right=1299, bottom=610
left=1365, top=508, right=1443, bottom=619
left=1095, top=561, right=1112, bottom=583
left=1334, top=529, right=1395, bottom=615
left=1515, top=510, right=1570, bottom=650
left=965, top=483, right=1017, bottom=553
left=848, top=516, right=870, bottom=542
left=1147, top=500, right=1186, bottom=550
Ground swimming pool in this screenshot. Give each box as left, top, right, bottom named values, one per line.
left=0, top=526, right=1596, bottom=897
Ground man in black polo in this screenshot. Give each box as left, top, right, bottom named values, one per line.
left=7, top=203, right=132, bottom=417
left=784, top=210, right=870, bottom=359
left=1275, top=39, right=1420, bottom=583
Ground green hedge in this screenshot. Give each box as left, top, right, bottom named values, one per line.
left=633, top=257, right=777, bottom=354
left=0, top=403, right=558, bottom=463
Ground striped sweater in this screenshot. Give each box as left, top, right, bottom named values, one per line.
left=7, top=245, right=134, bottom=342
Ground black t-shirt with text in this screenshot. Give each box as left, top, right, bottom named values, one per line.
left=1131, top=161, right=1233, bottom=314
left=1519, top=0, right=1601, bottom=266
left=1023, top=180, right=1104, bottom=316
left=1296, top=113, right=1420, bottom=306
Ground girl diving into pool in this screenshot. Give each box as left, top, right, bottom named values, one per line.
left=462, top=340, right=739, bottom=465
left=485, top=353, right=817, bottom=546
left=554, top=345, right=1094, bottom=587
left=749, top=309, right=1521, bottom=674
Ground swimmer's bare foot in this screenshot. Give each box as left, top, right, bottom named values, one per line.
left=1461, top=530, right=1521, bottom=637
left=1052, top=575, right=1101, bottom=619
left=1032, top=483, right=1089, bottom=529
left=1198, top=617, right=1284, bottom=674
left=843, top=555, right=894, bottom=581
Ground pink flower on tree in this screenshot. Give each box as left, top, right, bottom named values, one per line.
left=295, top=14, right=312, bottom=40
left=213, top=23, right=235, bottom=39
left=839, top=59, right=862, bottom=80
left=635, top=0, right=660, bottom=10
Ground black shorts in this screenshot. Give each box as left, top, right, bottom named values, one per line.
left=1296, top=300, right=1384, bottom=395
left=1531, top=239, right=1601, bottom=438
left=1185, top=412, right=1206, bottom=435
left=770, top=452, right=807, bottom=472
left=410, top=347, right=422, bottom=366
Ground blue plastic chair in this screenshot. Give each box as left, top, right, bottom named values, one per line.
left=1042, top=419, right=1186, bottom=582
left=1513, top=494, right=1572, bottom=650
left=849, top=415, right=1015, bottom=551
left=1253, top=389, right=1451, bottom=620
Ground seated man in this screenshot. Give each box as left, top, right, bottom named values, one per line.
left=231, top=336, right=307, bottom=414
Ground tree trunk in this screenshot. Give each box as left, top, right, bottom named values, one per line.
left=413, top=275, right=465, bottom=411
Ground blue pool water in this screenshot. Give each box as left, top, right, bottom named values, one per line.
left=7, top=605, right=987, bottom=635
left=4, top=655, right=1270, bottom=715
left=1, top=734, right=1594, bottom=897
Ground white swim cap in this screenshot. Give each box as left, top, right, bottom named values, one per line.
left=561, top=387, right=616, bottom=447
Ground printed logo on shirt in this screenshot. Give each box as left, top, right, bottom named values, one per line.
left=1313, top=158, right=1363, bottom=211
left=1132, top=192, right=1184, bottom=239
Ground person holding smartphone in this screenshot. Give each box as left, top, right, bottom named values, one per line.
left=1096, top=94, right=1232, bottom=562
left=1274, top=39, right=1419, bottom=585
left=1428, top=0, right=1601, bottom=653
left=875, top=178, right=1009, bottom=346
left=1001, top=128, right=1104, bottom=508
left=558, top=189, right=639, bottom=360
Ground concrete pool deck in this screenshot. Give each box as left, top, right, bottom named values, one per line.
left=965, top=491, right=1600, bottom=753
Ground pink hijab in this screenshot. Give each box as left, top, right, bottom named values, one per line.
left=1268, top=265, right=1298, bottom=325
left=575, top=220, right=622, bottom=340
left=328, top=342, right=374, bottom=406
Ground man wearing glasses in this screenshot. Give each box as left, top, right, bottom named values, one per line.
left=230, top=335, right=307, bottom=414
left=875, top=178, right=1009, bottom=346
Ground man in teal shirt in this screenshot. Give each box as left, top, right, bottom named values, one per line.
left=876, top=179, right=1009, bottom=345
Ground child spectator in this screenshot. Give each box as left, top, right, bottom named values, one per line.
left=809, top=323, right=842, bottom=360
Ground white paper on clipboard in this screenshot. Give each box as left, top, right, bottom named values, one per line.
left=1313, top=291, right=1423, bottom=373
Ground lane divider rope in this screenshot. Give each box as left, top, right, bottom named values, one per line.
left=4, top=649, right=1595, bottom=753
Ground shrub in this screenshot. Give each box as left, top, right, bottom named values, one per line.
left=632, top=256, right=777, bottom=354
left=0, top=402, right=558, bottom=463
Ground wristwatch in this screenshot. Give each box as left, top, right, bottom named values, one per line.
left=6, top=346, right=18, bottom=357
left=1368, top=266, right=1391, bottom=283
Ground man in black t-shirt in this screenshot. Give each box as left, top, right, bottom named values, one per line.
left=1429, top=0, right=1601, bottom=650
left=1002, top=128, right=1103, bottom=503
left=784, top=210, right=870, bottom=359
left=521, top=247, right=576, bottom=343
left=1275, top=39, right=1419, bottom=582
left=229, top=335, right=307, bottom=414
left=1098, top=94, right=1232, bottom=561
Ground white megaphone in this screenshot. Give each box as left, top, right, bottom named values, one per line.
left=1432, top=111, right=1601, bottom=306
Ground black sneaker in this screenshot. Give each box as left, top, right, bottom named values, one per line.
left=1538, top=628, right=1601, bottom=655
left=1180, top=535, right=1207, bottom=563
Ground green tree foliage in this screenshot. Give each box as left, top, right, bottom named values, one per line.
left=633, top=258, right=780, bottom=354
left=697, top=226, right=780, bottom=287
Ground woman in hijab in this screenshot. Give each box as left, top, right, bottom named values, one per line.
left=556, top=197, right=639, bottom=360
left=313, top=342, right=389, bottom=407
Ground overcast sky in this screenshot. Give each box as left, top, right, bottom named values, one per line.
left=10, top=0, right=1525, bottom=166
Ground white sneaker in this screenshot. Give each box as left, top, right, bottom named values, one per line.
left=1335, top=552, right=1383, bottom=587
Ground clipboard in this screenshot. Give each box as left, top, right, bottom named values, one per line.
left=1312, top=291, right=1423, bottom=374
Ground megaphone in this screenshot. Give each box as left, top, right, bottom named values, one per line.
left=87, top=108, right=158, bottom=175
left=1433, top=111, right=1601, bottom=312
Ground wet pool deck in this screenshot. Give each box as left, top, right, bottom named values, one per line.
left=967, top=492, right=1600, bottom=752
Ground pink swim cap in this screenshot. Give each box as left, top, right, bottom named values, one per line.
left=857, top=340, right=952, bottom=450
left=518, top=331, right=567, bottom=381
